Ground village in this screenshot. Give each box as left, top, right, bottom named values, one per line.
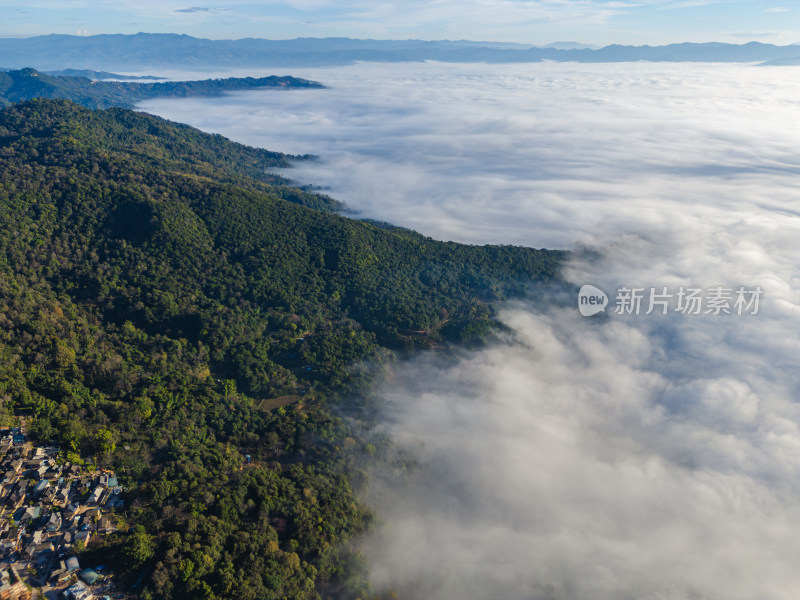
left=0, top=426, right=125, bottom=600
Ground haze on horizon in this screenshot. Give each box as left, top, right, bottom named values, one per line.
left=2, top=0, right=798, bottom=47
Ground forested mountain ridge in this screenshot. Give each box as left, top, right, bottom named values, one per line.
left=0, top=67, right=324, bottom=109
left=0, top=98, right=563, bottom=599
left=0, top=96, right=341, bottom=212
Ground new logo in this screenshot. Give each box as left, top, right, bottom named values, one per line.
left=578, top=284, right=608, bottom=317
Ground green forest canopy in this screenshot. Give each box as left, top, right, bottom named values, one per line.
left=0, top=68, right=325, bottom=109
left=0, top=98, right=563, bottom=599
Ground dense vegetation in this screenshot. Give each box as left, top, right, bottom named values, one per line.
left=0, top=68, right=324, bottom=109
left=0, top=98, right=562, bottom=599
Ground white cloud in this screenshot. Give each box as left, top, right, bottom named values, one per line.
left=139, top=61, right=800, bottom=247
left=139, top=61, right=800, bottom=598
left=365, top=300, right=800, bottom=599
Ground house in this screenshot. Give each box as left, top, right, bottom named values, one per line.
left=16, top=506, right=40, bottom=523
left=73, top=530, right=91, bottom=546
left=104, top=487, right=123, bottom=508
left=84, top=508, right=100, bottom=522
left=63, top=503, right=80, bottom=519
left=5, top=490, right=20, bottom=510
left=49, top=561, right=69, bottom=585
left=0, top=541, right=16, bottom=557
left=65, top=556, right=80, bottom=572
left=9, top=489, right=25, bottom=510
left=79, top=568, right=101, bottom=585
left=0, top=580, right=32, bottom=600
left=97, top=489, right=111, bottom=506
left=42, top=486, right=56, bottom=504
left=63, top=580, right=92, bottom=600
left=32, top=541, right=54, bottom=555
left=98, top=474, right=117, bottom=488
left=55, top=486, right=70, bottom=504
left=46, top=512, right=62, bottom=533
left=32, top=479, right=49, bottom=496
left=87, top=486, right=103, bottom=505
left=97, top=515, right=115, bottom=534
left=25, top=537, right=53, bottom=556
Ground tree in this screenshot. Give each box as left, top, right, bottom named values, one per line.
left=124, top=525, right=156, bottom=569
left=95, top=428, right=116, bottom=455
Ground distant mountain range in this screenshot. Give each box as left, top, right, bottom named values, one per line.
left=0, top=34, right=799, bottom=70
left=43, top=68, right=166, bottom=80
left=540, top=42, right=600, bottom=50
left=0, top=67, right=324, bottom=109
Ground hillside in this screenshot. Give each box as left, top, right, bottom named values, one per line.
left=0, top=68, right=324, bottom=109
left=0, top=98, right=562, bottom=599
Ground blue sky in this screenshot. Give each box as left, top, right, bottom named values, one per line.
left=1, top=0, right=798, bottom=46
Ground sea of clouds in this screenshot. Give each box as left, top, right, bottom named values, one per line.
left=141, top=61, right=800, bottom=599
